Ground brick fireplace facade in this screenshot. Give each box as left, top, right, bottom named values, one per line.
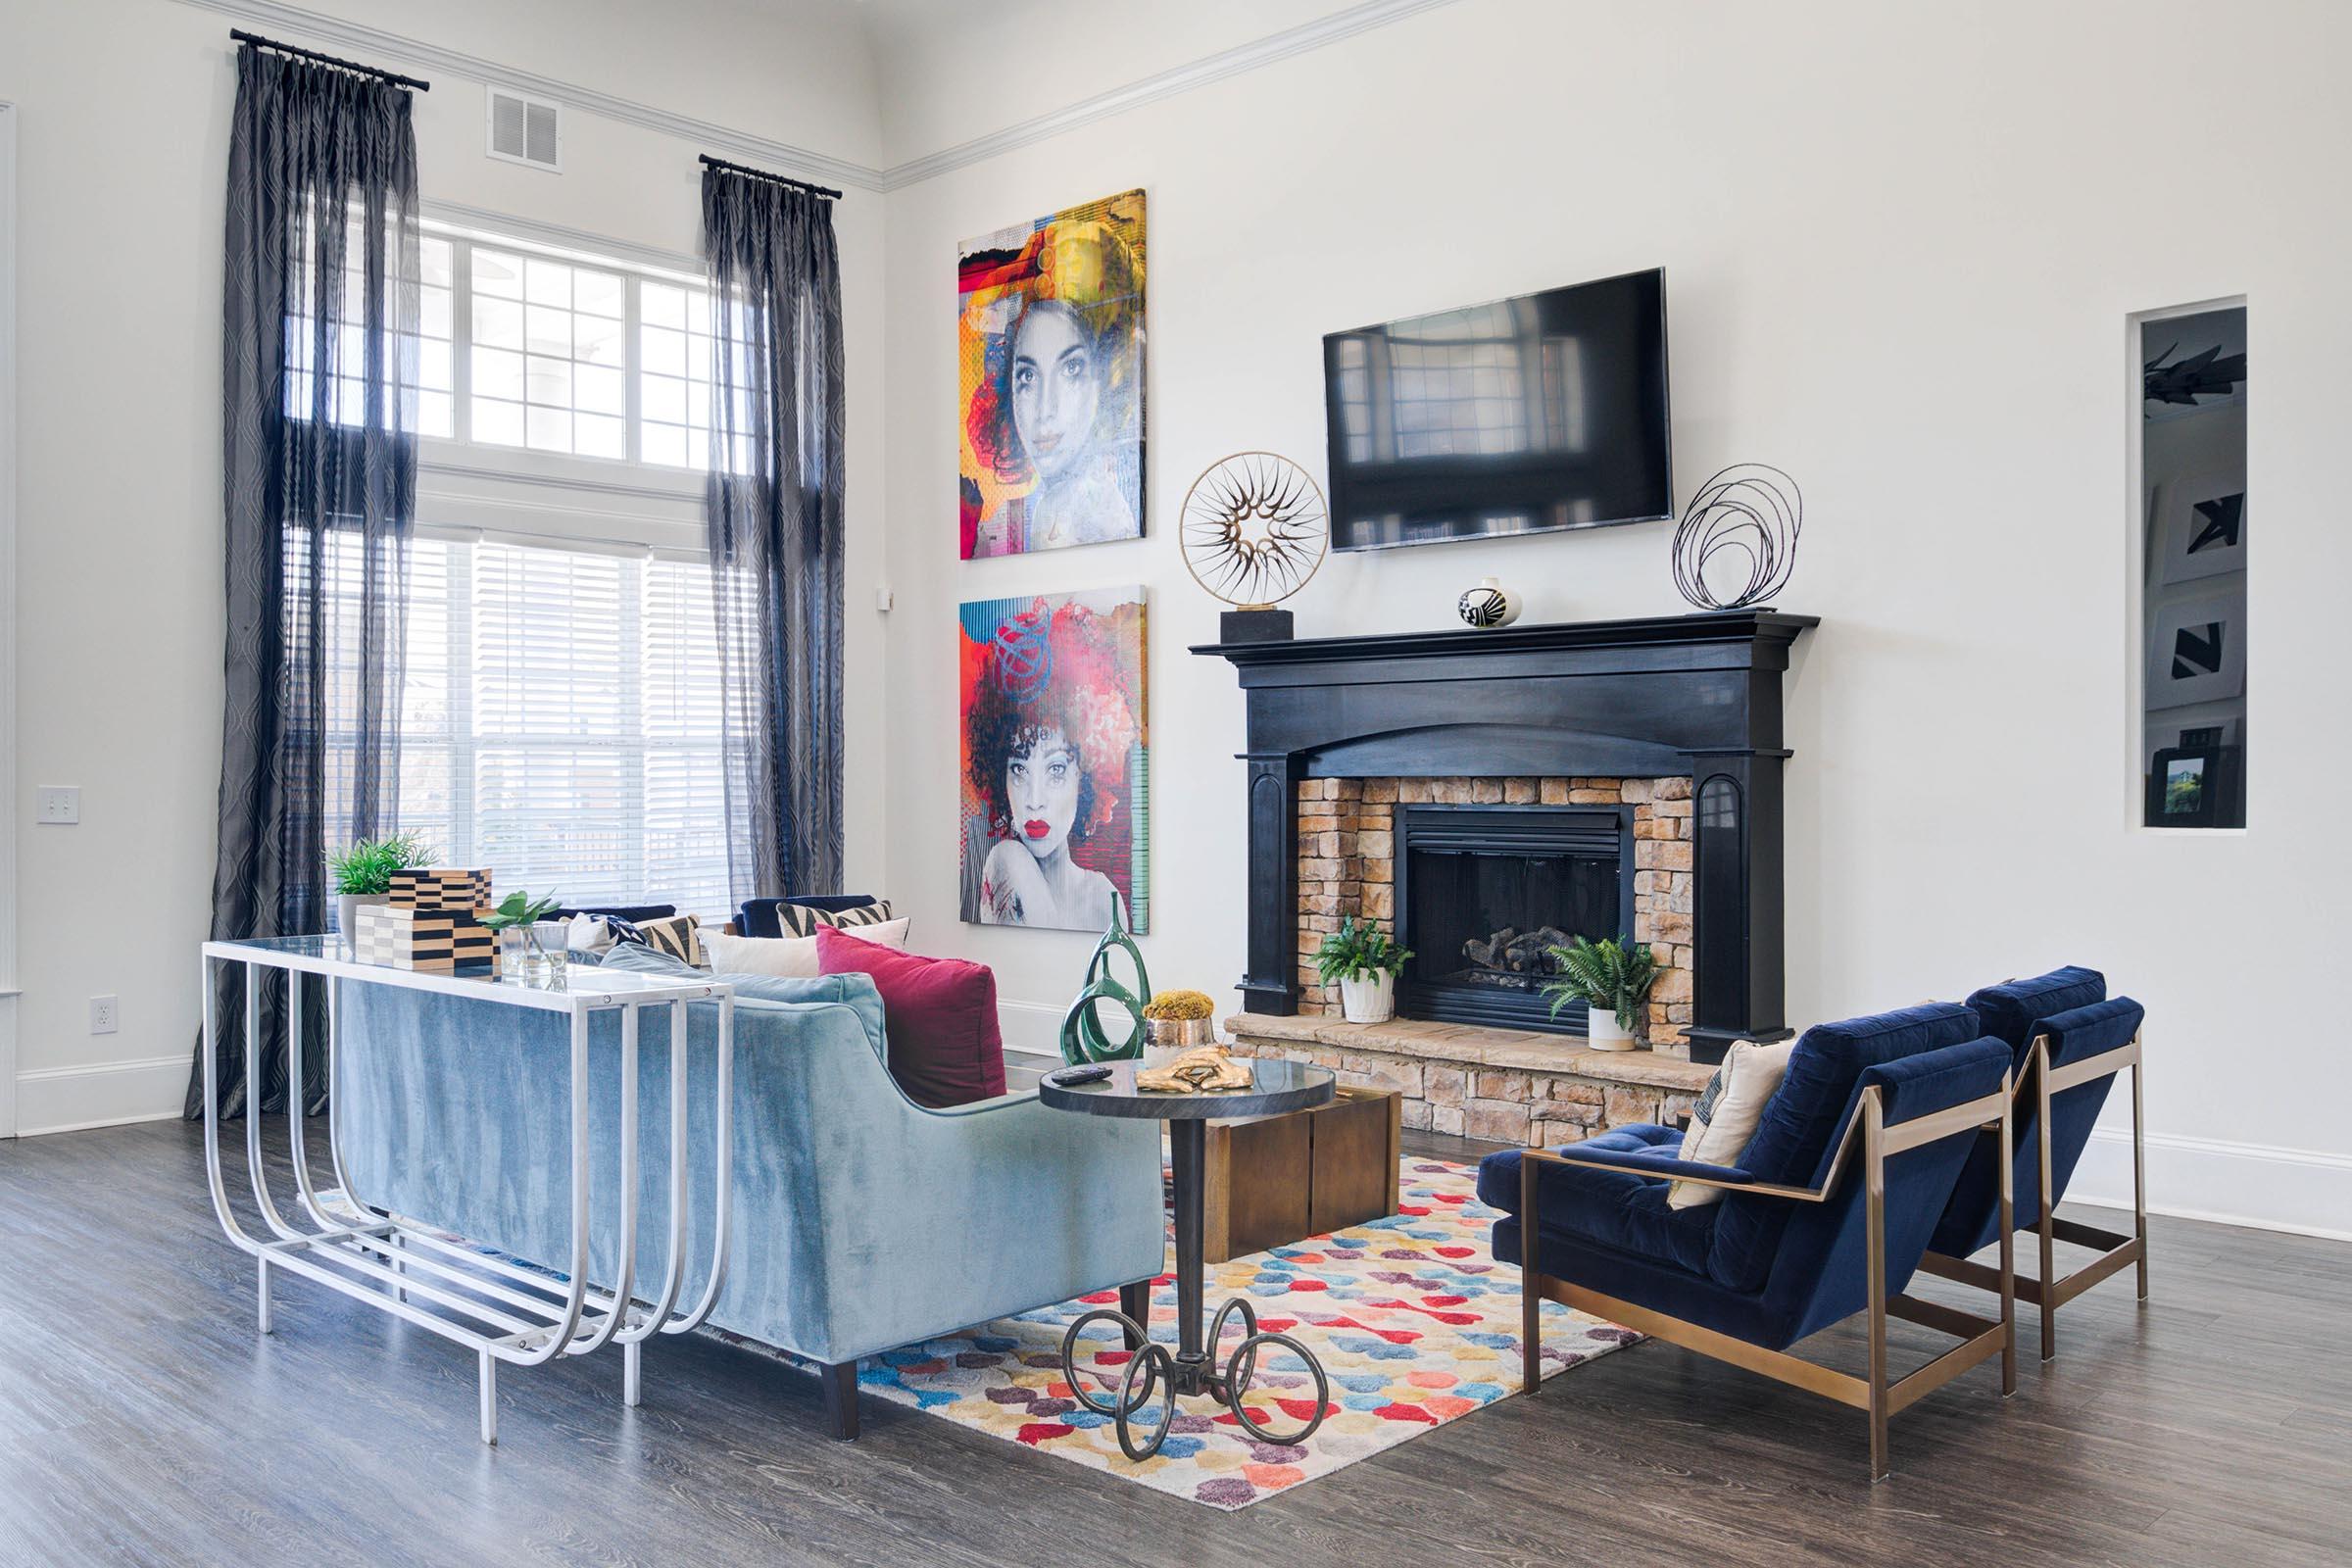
left=1295, top=775, right=1696, bottom=1056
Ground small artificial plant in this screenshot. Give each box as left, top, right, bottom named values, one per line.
left=1144, top=989, right=1216, bottom=1022
left=480, top=890, right=564, bottom=934
left=1543, top=935, right=1658, bottom=1033
left=1313, top=915, right=1413, bottom=987
left=328, top=832, right=436, bottom=897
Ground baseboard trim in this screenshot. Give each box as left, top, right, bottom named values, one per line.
left=2051, top=1126, right=2352, bottom=1244
left=998, top=1000, right=1068, bottom=1058
left=15, top=1054, right=189, bottom=1139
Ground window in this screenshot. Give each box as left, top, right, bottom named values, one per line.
left=396, top=536, right=735, bottom=917
left=288, top=219, right=743, bottom=917
left=2133, top=302, right=2247, bottom=829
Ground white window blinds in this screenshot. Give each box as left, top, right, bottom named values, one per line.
left=396, top=536, right=734, bottom=919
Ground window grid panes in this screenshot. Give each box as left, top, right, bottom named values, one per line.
left=469, top=247, right=628, bottom=459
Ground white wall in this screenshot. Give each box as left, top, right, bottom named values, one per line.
left=875, top=0, right=2352, bottom=1236
left=0, top=0, right=888, bottom=1133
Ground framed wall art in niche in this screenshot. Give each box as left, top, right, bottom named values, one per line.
left=2144, top=588, right=2246, bottom=708
left=958, top=587, right=1150, bottom=933
left=2154, top=470, right=2247, bottom=586
left=958, top=190, right=1147, bottom=560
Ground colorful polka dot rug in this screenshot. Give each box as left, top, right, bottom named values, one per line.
left=730, top=1157, right=1639, bottom=1511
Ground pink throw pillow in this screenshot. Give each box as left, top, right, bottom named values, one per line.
left=814, top=925, right=1006, bottom=1106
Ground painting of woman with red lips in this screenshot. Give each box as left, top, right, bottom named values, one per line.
left=958, top=190, right=1145, bottom=559
left=958, top=588, right=1149, bottom=932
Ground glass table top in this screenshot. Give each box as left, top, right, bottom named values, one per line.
left=203, top=934, right=729, bottom=1008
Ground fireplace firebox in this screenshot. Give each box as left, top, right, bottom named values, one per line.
left=1396, top=806, right=1634, bottom=1035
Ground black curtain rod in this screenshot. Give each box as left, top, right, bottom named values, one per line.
left=230, top=29, right=431, bottom=92
left=699, top=154, right=841, bottom=202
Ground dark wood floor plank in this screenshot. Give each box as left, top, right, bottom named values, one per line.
left=0, top=1119, right=2343, bottom=1568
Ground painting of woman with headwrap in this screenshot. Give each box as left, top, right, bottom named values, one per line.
left=959, top=588, right=1149, bottom=932
left=958, top=190, right=1147, bottom=559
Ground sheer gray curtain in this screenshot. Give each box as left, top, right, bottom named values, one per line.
left=187, top=44, right=420, bottom=1118
left=703, top=170, right=846, bottom=898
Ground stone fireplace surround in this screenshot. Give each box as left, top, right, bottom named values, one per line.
left=1197, top=611, right=1817, bottom=1148
left=1293, top=773, right=1696, bottom=1054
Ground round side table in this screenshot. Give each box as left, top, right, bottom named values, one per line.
left=1039, top=1057, right=1337, bottom=1459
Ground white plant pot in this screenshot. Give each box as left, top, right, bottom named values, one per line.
left=1584, top=1007, right=1638, bottom=1052
left=336, top=892, right=389, bottom=942
left=1340, top=971, right=1396, bottom=1024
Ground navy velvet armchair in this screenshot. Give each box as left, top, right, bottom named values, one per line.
left=1920, top=967, right=2148, bottom=1359
left=1484, top=1004, right=2017, bottom=1480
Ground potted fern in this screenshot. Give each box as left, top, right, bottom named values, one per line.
left=1314, top=915, right=1413, bottom=1024
left=1543, top=935, right=1657, bottom=1052
left=328, top=832, right=434, bottom=938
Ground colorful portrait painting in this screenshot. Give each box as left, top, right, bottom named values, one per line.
left=958, top=190, right=1147, bottom=560
left=959, top=588, right=1149, bottom=932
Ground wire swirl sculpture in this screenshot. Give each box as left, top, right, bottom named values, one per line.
left=1672, top=464, right=1803, bottom=611
left=1180, top=452, right=1329, bottom=611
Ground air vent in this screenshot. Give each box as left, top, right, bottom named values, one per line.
left=486, top=88, right=562, bottom=172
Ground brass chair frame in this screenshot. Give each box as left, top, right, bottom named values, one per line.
left=1520, top=1076, right=2015, bottom=1482
left=1919, top=1029, right=2146, bottom=1360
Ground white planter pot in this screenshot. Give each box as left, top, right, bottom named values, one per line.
left=336, top=892, right=389, bottom=941
left=1584, top=1007, right=1638, bottom=1052
left=1340, top=971, right=1396, bottom=1024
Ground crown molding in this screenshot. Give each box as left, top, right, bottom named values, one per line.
left=175, top=0, right=887, bottom=190
left=875, top=0, right=1462, bottom=190
left=174, top=0, right=1463, bottom=194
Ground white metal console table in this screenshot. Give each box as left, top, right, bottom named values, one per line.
left=200, top=936, right=737, bottom=1445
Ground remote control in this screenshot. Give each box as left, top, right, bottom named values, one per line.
left=1049, top=1064, right=1114, bottom=1086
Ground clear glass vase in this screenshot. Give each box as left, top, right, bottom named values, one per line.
left=486, top=926, right=560, bottom=987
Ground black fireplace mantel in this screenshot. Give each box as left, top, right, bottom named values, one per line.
left=1193, top=609, right=1819, bottom=1054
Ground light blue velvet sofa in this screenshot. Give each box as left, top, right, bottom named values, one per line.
left=334, top=947, right=1164, bottom=1438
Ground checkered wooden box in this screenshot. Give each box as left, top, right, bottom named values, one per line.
left=388, top=866, right=494, bottom=913
left=353, top=904, right=494, bottom=972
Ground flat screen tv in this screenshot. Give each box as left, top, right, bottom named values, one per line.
left=1322, top=268, right=1671, bottom=552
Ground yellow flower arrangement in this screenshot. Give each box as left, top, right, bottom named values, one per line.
left=1143, top=989, right=1215, bottom=1022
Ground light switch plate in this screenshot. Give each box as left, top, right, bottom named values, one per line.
left=37, top=786, right=79, bottom=825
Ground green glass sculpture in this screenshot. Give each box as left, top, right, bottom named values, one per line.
left=1058, top=894, right=1152, bottom=1065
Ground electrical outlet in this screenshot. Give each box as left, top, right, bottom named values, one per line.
left=90, top=995, right=119, bottom=1035
left=37, top=786, right=80, bottom=824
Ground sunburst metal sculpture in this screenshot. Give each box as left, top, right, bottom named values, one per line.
left=1180, top=451, right=1328, bottom=611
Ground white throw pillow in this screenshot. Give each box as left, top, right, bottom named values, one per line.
left=565, top=912, right=618, bottom=954
left=702, top=917, right=909, bottom=979
left=1669, top=1040, right=1795, bottom=1210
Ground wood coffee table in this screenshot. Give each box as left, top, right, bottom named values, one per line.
left=1201, top=1085, right=1401, bottom=1263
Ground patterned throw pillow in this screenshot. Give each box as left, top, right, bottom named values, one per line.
left=633, top=912, right=705, bottom=967
left=771, top=900, right=896, bottom=938
left=1669, top=1040, right=1795, bottom=1209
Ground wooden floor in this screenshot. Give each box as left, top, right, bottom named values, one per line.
left=1, top=1118, right=2344, bottom=1568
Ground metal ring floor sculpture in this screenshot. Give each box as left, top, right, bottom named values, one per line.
left=1180, top=451, right=1329, bottom=610
left=1057, top=894, right=1152, bottom=1064
left=1672, top=464, right=1802, bottom=611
